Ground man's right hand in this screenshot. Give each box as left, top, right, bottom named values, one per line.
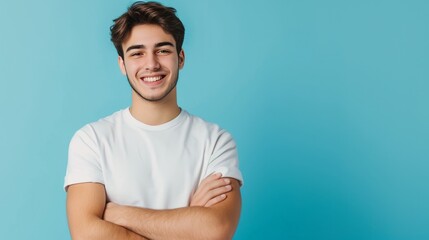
left=190, top=173, right=233, bottom=207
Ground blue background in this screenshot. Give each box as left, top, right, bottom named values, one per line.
left=0, top=0, right=428, bottom=239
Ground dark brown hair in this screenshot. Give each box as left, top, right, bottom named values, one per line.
left=110, top=1, right=185, bottom=58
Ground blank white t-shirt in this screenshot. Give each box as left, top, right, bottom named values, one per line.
left=64, top=108, right=243, bottom=209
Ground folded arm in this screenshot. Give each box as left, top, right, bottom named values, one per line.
left=66, top=183, right=148, bottom=240
left=104, top=177, right=242, bottom=240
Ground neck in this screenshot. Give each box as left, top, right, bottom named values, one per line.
left=129, top=89, right=180, bottom=126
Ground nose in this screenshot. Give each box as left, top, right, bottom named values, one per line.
left=145, top=53, right=160, bottom=71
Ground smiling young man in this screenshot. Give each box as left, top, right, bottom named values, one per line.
left=64, top=2, right=243, bottom=240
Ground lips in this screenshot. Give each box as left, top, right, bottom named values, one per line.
left=141, top=75, right=165, bottom=82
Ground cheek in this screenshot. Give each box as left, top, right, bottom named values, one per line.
left=165, top=60, right=180, bottom=71
left=124, top=62, right=139, bottom=74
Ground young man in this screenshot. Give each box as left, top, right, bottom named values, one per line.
left=64, top=2, right=243, bottom=239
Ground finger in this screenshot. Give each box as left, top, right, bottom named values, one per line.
left=197, top=184, right=232, bottom=206
left=194, top=175, right=226, bottom=197
left=191, top=175, right=231, bottom=207
left=205, top=194, right=227, bottom=207
left=200, top=172, right=222, bottom=186
left=205, top=184, right=232, bottom=200
left=199, top=178, right=231, bottom=194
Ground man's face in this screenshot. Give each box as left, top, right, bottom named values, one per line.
left=119, top=24, right=184, bottom=102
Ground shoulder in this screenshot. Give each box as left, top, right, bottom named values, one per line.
left=71, top=109, right=127, bottom=142
left=185, top=111, right=221, bottom=132
left=183, top=111, right=235, bottom=143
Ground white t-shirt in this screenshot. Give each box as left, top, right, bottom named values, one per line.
left=64, top=108, right=243, bottom=209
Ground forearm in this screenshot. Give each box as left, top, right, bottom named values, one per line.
left=66, top=183, right=149, bottom=240
left=70, top=216, right=149, bottom=240
left=111, top=206, right=231, bottom=240
left=105, top=179, right=242, bottom=240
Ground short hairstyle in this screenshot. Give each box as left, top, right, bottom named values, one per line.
left=110, top=1, right=185, bottom=58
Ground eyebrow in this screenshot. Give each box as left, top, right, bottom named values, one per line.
left=125, top=41, right=175, bottom=53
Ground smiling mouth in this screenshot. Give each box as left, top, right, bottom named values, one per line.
left=141, top=75, right=166, bottom=82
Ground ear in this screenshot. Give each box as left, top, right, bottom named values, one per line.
left=118, top=56, right=127, bottom=75
left=178, top=49, right=185, bottom=69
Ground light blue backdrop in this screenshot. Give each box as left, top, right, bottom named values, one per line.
left=0, top=0, right=428, bottom=239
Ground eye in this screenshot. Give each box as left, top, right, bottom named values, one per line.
left=157, top=49, right=172, bottom=55
left=130, top=52, right=143, bottom=57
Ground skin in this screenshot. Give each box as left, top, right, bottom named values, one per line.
left=102, top=178, right=241, bottom=240
left=67, top=173, right=236, bottom=240
left=118, top=24, right=184, bottom=125
left=190, top=173, right=233, bottom=207
left=66, top=24, right=242, bottom=240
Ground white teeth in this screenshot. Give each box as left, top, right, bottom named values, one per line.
left=143, top=76, right=163, bottom=82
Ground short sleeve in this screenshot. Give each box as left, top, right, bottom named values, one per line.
left=206, top=130, right=243, bottom=186
left=64, top=125, right=104, bottom=191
